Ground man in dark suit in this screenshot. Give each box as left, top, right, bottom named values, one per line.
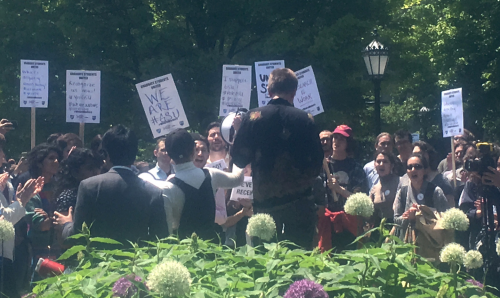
left=54, top=125, right=168, bottom=244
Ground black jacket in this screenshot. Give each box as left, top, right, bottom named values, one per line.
left=63, top=167, right=168, bottom=245
left=231, top=98, right=323, bottom=206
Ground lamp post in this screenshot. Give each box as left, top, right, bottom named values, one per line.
left=362, top=29, right=389, bottom=134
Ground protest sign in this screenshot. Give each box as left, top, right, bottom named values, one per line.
left=136, top=74, right=189, bottom=138
left=66, top=70, right=101, bottom=123
left=219, top=65, right=252, bottom=117
left=205, top=159, right=227, bottom=171
left=255, top=60, right=285, bottom=107
left=293, top=66, right=324, bottom=116
left=230, top=176, right=253, bottom=201
left=20, top=60, right=49, bottom=108
left=441, top=88, right=464, bottom=138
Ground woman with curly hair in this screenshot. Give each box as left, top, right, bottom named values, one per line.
left=54, top=148, right=103, bottom=215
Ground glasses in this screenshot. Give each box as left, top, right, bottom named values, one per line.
left=407, top=164, right=424, bottom=170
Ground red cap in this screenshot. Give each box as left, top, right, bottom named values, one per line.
left=333, top=125, right=352, bottom=138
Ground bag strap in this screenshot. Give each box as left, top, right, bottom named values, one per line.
left=423, top=182, right=437, bottom=208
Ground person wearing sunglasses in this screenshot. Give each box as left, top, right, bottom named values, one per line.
left=393, top=153, right=449, bottom=241
left=412, top=141, right=455, bottom=207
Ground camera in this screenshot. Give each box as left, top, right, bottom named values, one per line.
left=464, top=142, right=496, bottom=175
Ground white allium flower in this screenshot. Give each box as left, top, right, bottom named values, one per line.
left=344, top=193, right=374, bottom=218
left=246, top=213, right=276, bottom=241
left=464, top=250, right=483, bottom=269
left=146, top=260, right=191, bottom=297
left=441, top=208, right=470, bottom=231
left=440, top=243, right=466, bottom=265
left=0, top=220, right=15, bottom=241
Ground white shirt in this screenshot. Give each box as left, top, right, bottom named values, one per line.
left=160, top=162, right=244, bottom=235
left=0, top=181, right=25, bottom=260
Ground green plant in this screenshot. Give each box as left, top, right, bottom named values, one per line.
left=31, top=224, right=494, bottom=297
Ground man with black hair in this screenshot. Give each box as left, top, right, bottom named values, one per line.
left=206, top=122, right=230, bottom=165
left=161, top=129, right=244, bottom=240
left=394, top=129, right=414, bottom=166
left=58, top=124, right=168, bottom=244
left=139, top=137, right=174, bottom=184
left=231, top=68, right=323, bottom=249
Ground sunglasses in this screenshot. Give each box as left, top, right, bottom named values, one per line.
left=407, top=164, right=424, bottom=170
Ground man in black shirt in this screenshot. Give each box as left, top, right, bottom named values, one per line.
left=231, top=68, right=323, bottom=249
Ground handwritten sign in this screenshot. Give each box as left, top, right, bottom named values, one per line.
left=293, top=66, right=324, bottom=116
left=219, top=65, right=252, bottom=116
left=255, top=60, right=285, bottom=107
left=205, top=159, right=227, bottom=171
left=441, top=88, right=464, bottom=137
left=20, top=60, right=49, bottom=108
left=66, top=70, right=101, bottom=123
left=136, top=74, right=189, bottom=138
left=230, top=176, right=253, bottom=201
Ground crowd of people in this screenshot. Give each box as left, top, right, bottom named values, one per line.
left=0, top=68, right=500, bottom=297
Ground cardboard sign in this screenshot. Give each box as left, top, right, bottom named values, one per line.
left=66, top=70, right=101, bottom=123
left=230, top=176, right=253, bottom=201
left=293, top=66, right=324, bottom=116
left=255, top=60, right=285, bottom=107
left=136, top=74, right=189, bottom=138
left=20, top=60, right=49, bottom=108
left=205, top=159, right=227, bottom=171
left=441, top=88, right=464, bottom=137
left=219, top=65, right=252, bottom=116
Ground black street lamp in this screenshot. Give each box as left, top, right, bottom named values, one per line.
left=362, top=30, right=389, bottom=134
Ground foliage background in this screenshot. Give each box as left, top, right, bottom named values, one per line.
left=1, top=0, right=499, bottom=162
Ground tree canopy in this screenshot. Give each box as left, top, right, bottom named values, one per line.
left=1, top=0, right=499, bottom=160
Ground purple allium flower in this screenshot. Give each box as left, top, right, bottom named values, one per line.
left=113, top=277, right=135, bottom=297
left=284, top=279, right=328, bottom=298
left=466, top=279, right=484, bottom=288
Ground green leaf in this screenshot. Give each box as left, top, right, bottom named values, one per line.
left=58, top=245, right=86, bottom=260
left=90, top=237, right=122, bottom=245
left=216, top=277, right=228, bottom=290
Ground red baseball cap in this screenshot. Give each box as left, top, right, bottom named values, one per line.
left=333, top=125, right=352, bottom=138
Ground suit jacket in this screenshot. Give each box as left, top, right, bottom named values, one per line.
left=63, top=167, right=168, bottom=245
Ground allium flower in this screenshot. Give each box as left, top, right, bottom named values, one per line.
left=440, top=243, right=466, bottom=264
left=464, top=250, right=483, bottom=269
left=0, top=219, right=15, bottom=241
left=112, top=277, right=135, bottom=297
left=146, top=260, right=191, bottom=297
left=284, top=279, right=328, bottom=298
left=441, top=208, right=470, bottom=231
left=113, top=275, right=145, bottom=297
left=246, top=213, right=276, bottom=241
left=344, top=193, right=374, bottom=218
left=466, top=279, right=484, bottom=288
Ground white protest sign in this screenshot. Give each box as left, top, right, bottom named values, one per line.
left=66, top=70, right=101, bottom=123
left=255, top=60, right=285, bottom=107
left=219, top=65, right=252, bottom=117
left=230, top=176, right=253, bottom=201
left=20, top=60, right=49, bottom=108
left=205, top=159, right=227, bottom=171
left=136, top=74, right=189, bottom=138
left=293, top=66, right=324, bottom=116
left=441, top=88, right=464, bottom=137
